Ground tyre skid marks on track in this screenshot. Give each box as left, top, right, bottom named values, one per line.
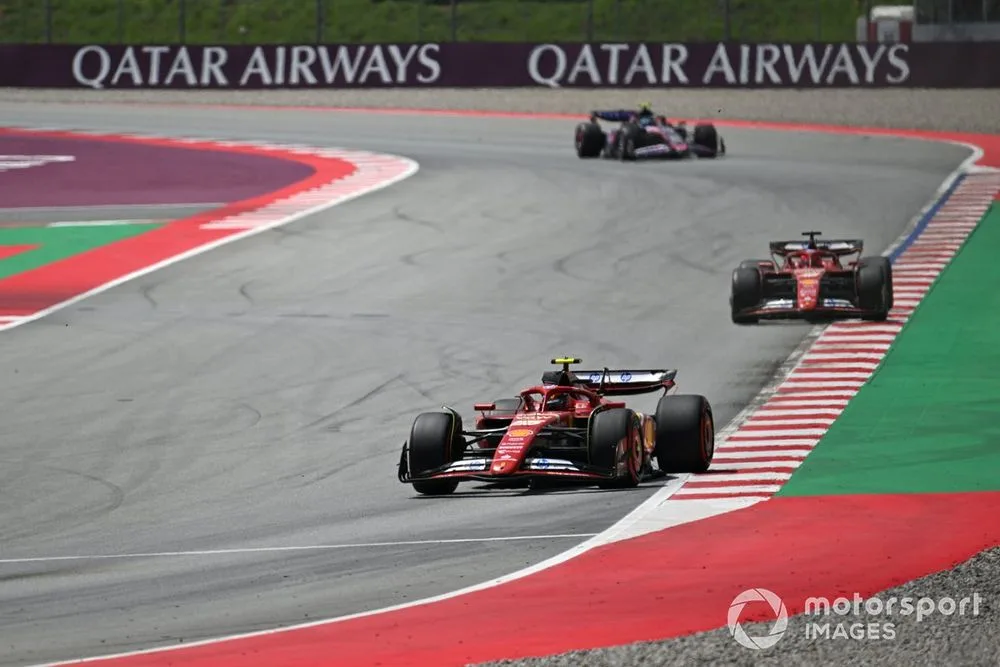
left=671, top=171, right=1000, bottom=501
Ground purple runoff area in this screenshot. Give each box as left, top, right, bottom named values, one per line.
left=0, top=135, right=315, bottom=208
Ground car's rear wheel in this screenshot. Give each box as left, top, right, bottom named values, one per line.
left=407, top=411, right=465, bottom=495
left=739, top=259, right=775, bottom=272
left=589, top=408, right=641, bottom=488
left=654, top=394, right=714, bottom=473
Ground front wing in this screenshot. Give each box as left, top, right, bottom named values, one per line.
left=398, top=450, right=613, bottom=484
left=735, top=297, right=875, bottom=320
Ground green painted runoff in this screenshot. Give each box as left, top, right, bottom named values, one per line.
left=779, top=203, right=1000, bottom=496
left=0, top=223, right=160, bottom=281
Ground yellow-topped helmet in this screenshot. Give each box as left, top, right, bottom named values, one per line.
left=638, top=101, right=653, bottom=114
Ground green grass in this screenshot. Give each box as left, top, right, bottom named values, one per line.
left=0, top=0, right=862, bottom=44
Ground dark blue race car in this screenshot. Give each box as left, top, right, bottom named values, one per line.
left=574, top=104, right=726, bottom=161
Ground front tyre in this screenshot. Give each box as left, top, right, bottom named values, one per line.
left=693, top=123, right=720, bottom=155
left=575, top=122, right=605, bottom=158
left=619, top=125, right=640, bottom=162
left=407, top=411, right=465, bottom=495
left=857, top=259, right=891, bottom=321
left=731, top=266, right=762, bottom=324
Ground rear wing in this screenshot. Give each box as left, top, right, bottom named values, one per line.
left=768, top=239, right=863, bottom=256
left=574, top=369, right=677, bottom=395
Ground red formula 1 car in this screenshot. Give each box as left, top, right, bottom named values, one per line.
left=730, top=231, right=894, bottom=324
left=397, top=358, right=715, bottom=496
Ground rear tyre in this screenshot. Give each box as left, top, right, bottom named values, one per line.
left=407, top=411, right=465, bottom=495
left=857, top=259, right=891, bottom=321
left=654, top=394, right=714, bottom=473
left=589, top=408, right=641, bottom=488
left=693, top=123, right=719, bottom=155
left=575, top=122, right=605, bottom=158
left=731, top=266, right=762, bottom=324
left=738, top=259, right=775, bottom=272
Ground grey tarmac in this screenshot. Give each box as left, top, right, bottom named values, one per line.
left=0, top=93, right=985, bottom=666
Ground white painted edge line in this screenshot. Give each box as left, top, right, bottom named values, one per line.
left=46, top=220, right=146, bottom=227
left=30, top=129, right=992, bottom=667
left=0, top=534, right=598, bottom=565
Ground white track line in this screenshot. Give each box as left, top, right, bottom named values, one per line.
left=0, top=534, right=598, bottom=565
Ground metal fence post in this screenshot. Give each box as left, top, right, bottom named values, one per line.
left=316, top=0, right=325, bottom=42
left=864, top=0, right=872, bottom=41
left=586, top=0, right=594, bottom=41
left=450, top=0, right=457, bottom=41
left=723, top=0, right=731, bottom=40
left=44, top=0, right=52, bottom=43
left=118, top=0, right=125, bottom=43
left=178, top=0, right=187, bottom=43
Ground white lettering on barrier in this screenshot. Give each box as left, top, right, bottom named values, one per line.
left=526, top=42, right=910, bottom=87
left=71, top=44, right=442, bottom=89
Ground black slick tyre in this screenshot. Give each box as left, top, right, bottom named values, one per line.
left=407, top=411, right=465, bottom=495
left=731, top=266, right=762, bottom=324
left=654, top=394, right=714, bottom=473
left=693, top=123, right=719, bottom=155
left=859, top=256, right=893, bottom=311
left=619, top=125, right=640, bottom=161
left=588, top=408, right=641, bottom=488
left=857, top=259, right=891, bottom=321
left=575, top=122, right=605, bottom=158
left=738, top=259, right=774, bottom=272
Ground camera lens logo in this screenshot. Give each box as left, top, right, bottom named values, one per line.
left=727, top=588, right=788, bottom=650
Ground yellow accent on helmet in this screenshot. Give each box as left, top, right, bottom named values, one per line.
left=638, top=102, right=652, bottom=112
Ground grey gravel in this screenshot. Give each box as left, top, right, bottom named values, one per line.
left=3, top=88, right=1000, bottom=133
left=475, top=546, right=1000, bottom=667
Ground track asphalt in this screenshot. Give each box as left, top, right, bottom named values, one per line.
left=0, top=103, right=972, bottom=666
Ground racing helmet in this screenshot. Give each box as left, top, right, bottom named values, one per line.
left=545, top=392, right=571, bottom=411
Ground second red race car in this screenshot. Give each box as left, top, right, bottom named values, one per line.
left=397, top=358, right=715, bottom=496
left=730, top=231, right=894, bottom=324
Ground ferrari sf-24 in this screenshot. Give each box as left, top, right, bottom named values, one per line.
left=397, top=358, right=715, bottom=496
left=730, top=231, right=894, bottom=324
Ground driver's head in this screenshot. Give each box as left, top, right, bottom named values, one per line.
left=638, top=102, right=653, bottom=116
left=546, top=393, right=569, bottom=411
